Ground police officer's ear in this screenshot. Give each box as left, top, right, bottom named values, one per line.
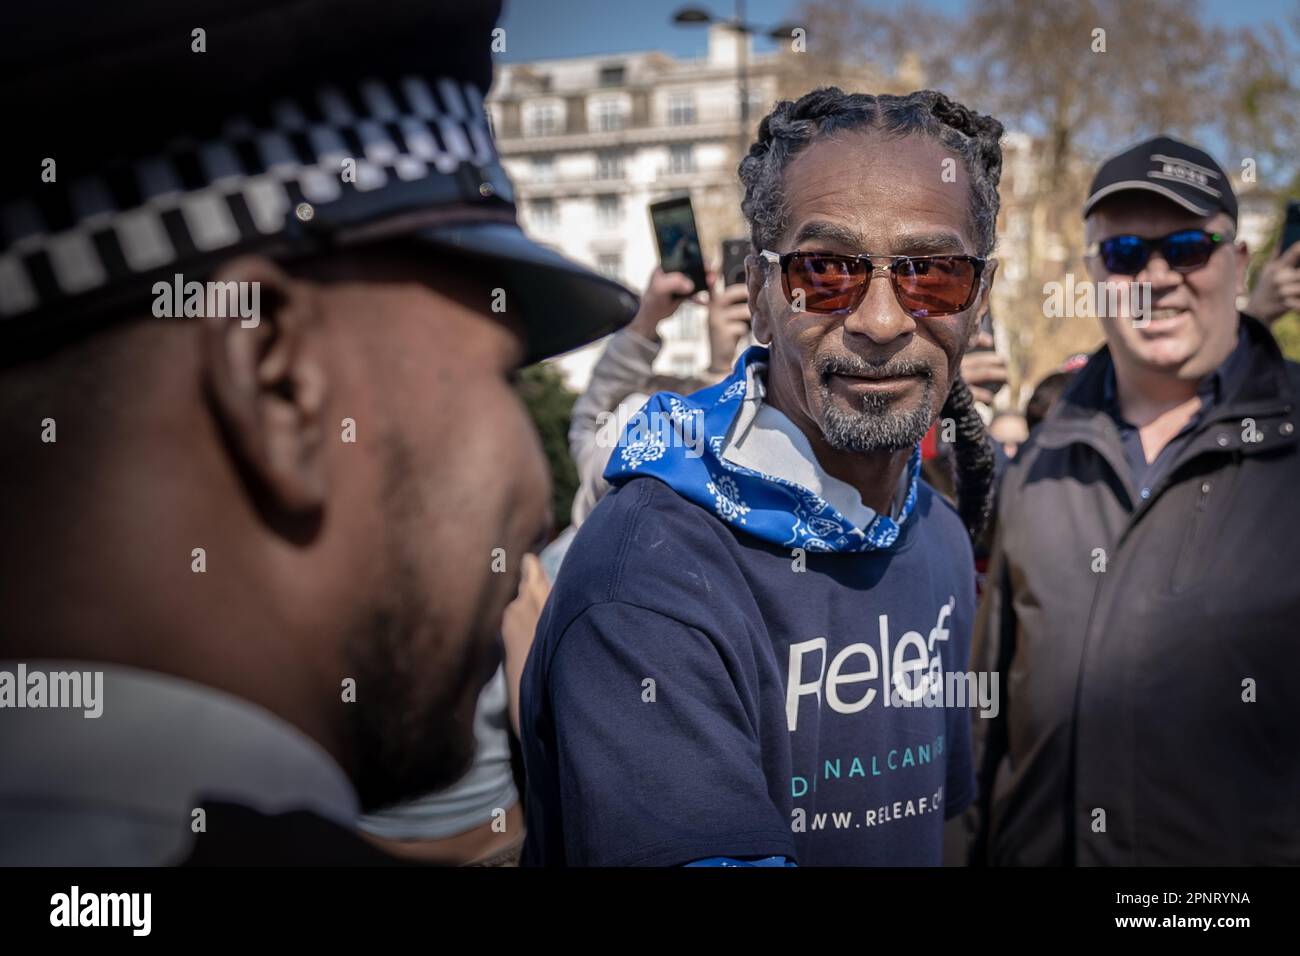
left=199, top=255, right=329, bottom=518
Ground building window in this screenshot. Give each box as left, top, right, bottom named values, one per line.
left=529, top=199, right=558, bottom=230
left=595, top=99, right=625, bottom=132
left=667, top=91, right=696, bottom=126
left=596, top=253, right=623, bottom=281
left=531, top=155, right=555, bottom=182
left=668, top=143, right=695, bottom=175
left=598, top=64, right=626, bottom=88
left=511, top=67, right=553, bottom=95
left=526, top=103, right=560, bottom=137
left=596, top=150, right=624, bottom=181
left=595, top=194, right=622, bottom=228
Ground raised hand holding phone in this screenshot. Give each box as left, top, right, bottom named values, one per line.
left=649, top=195, right=709, bottom=296
left=1246, top=200, right=1300, bottom=324
left=628, top=267, right=696, bottom=342
left=705, top=273, right=752, bottom=378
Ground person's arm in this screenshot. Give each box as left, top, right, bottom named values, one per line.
left=567, top=330, right=659, bottom=475
left=568, top=270, right=694, bottom=523
left=701, top=282, right=752, bottom=383
left=544, top=601, right=795, bottom=867
left=500, top=553, right=550, bottom=737
left=960, top=331, right=1009, bottom=406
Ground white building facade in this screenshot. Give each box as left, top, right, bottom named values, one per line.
left=488, top=26, right=779, bottom=389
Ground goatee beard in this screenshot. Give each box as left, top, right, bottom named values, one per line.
left=814, top=354, right=937, bottom=453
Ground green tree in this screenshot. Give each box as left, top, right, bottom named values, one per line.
left=1272, top=314, right=1300, bottom=362
left=516, top=363, right=578, bottom=534
left=1219, top=7, right=1300, bottom=198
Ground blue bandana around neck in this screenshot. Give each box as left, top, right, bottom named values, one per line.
left=603, top=345, right=921, bottom=553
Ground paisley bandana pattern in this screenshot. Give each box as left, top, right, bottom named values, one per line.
left=604, top=345, right=920, bottom=553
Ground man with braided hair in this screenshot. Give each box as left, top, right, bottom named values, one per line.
left=521, top=88, right=1004, bottom=866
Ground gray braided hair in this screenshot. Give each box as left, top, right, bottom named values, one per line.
left=739, top=87, right=1005, bottom=256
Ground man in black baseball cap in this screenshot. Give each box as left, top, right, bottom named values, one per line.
left=969, top=134, right=1300, bottom=865
left=0, top=0, right=635, bottom=864
left=1081, top=134, right=1239, bottom=223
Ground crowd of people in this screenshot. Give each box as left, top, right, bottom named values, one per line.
left=2, top=0, right=1298, bottom=867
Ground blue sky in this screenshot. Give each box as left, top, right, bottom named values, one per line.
left=496, top=0, right=1297, bottom=62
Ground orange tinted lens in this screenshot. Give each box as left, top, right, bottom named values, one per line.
left=893, top=257, right=977, bottom=316
left=786, top=253, right=867, bottom=313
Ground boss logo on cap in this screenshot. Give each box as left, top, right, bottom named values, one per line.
left=1150, top=153, right=1221, bottom=195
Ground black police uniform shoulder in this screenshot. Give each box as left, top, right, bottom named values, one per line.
left=179, top=801, right=429, bottom=867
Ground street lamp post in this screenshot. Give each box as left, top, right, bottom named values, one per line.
left=671, top=3, right=798, bottom=157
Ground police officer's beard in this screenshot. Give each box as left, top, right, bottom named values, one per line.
left=815, top=355, right=936, bottom=453
left=341, top=433, right=487, bottom=813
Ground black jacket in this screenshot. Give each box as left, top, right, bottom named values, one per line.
left=970, top=315, right=1300, bottom=865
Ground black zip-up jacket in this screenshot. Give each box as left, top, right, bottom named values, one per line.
left=970, top=314, right=1300, bottom=865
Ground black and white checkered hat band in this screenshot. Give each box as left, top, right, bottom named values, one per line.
left=0, top=75, right=511, bottom=320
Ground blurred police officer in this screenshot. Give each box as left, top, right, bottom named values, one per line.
left=0, top=0, right=635, bottom=864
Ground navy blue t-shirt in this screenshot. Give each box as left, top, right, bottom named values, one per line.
left=520, top=474, right=976, bottom=866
